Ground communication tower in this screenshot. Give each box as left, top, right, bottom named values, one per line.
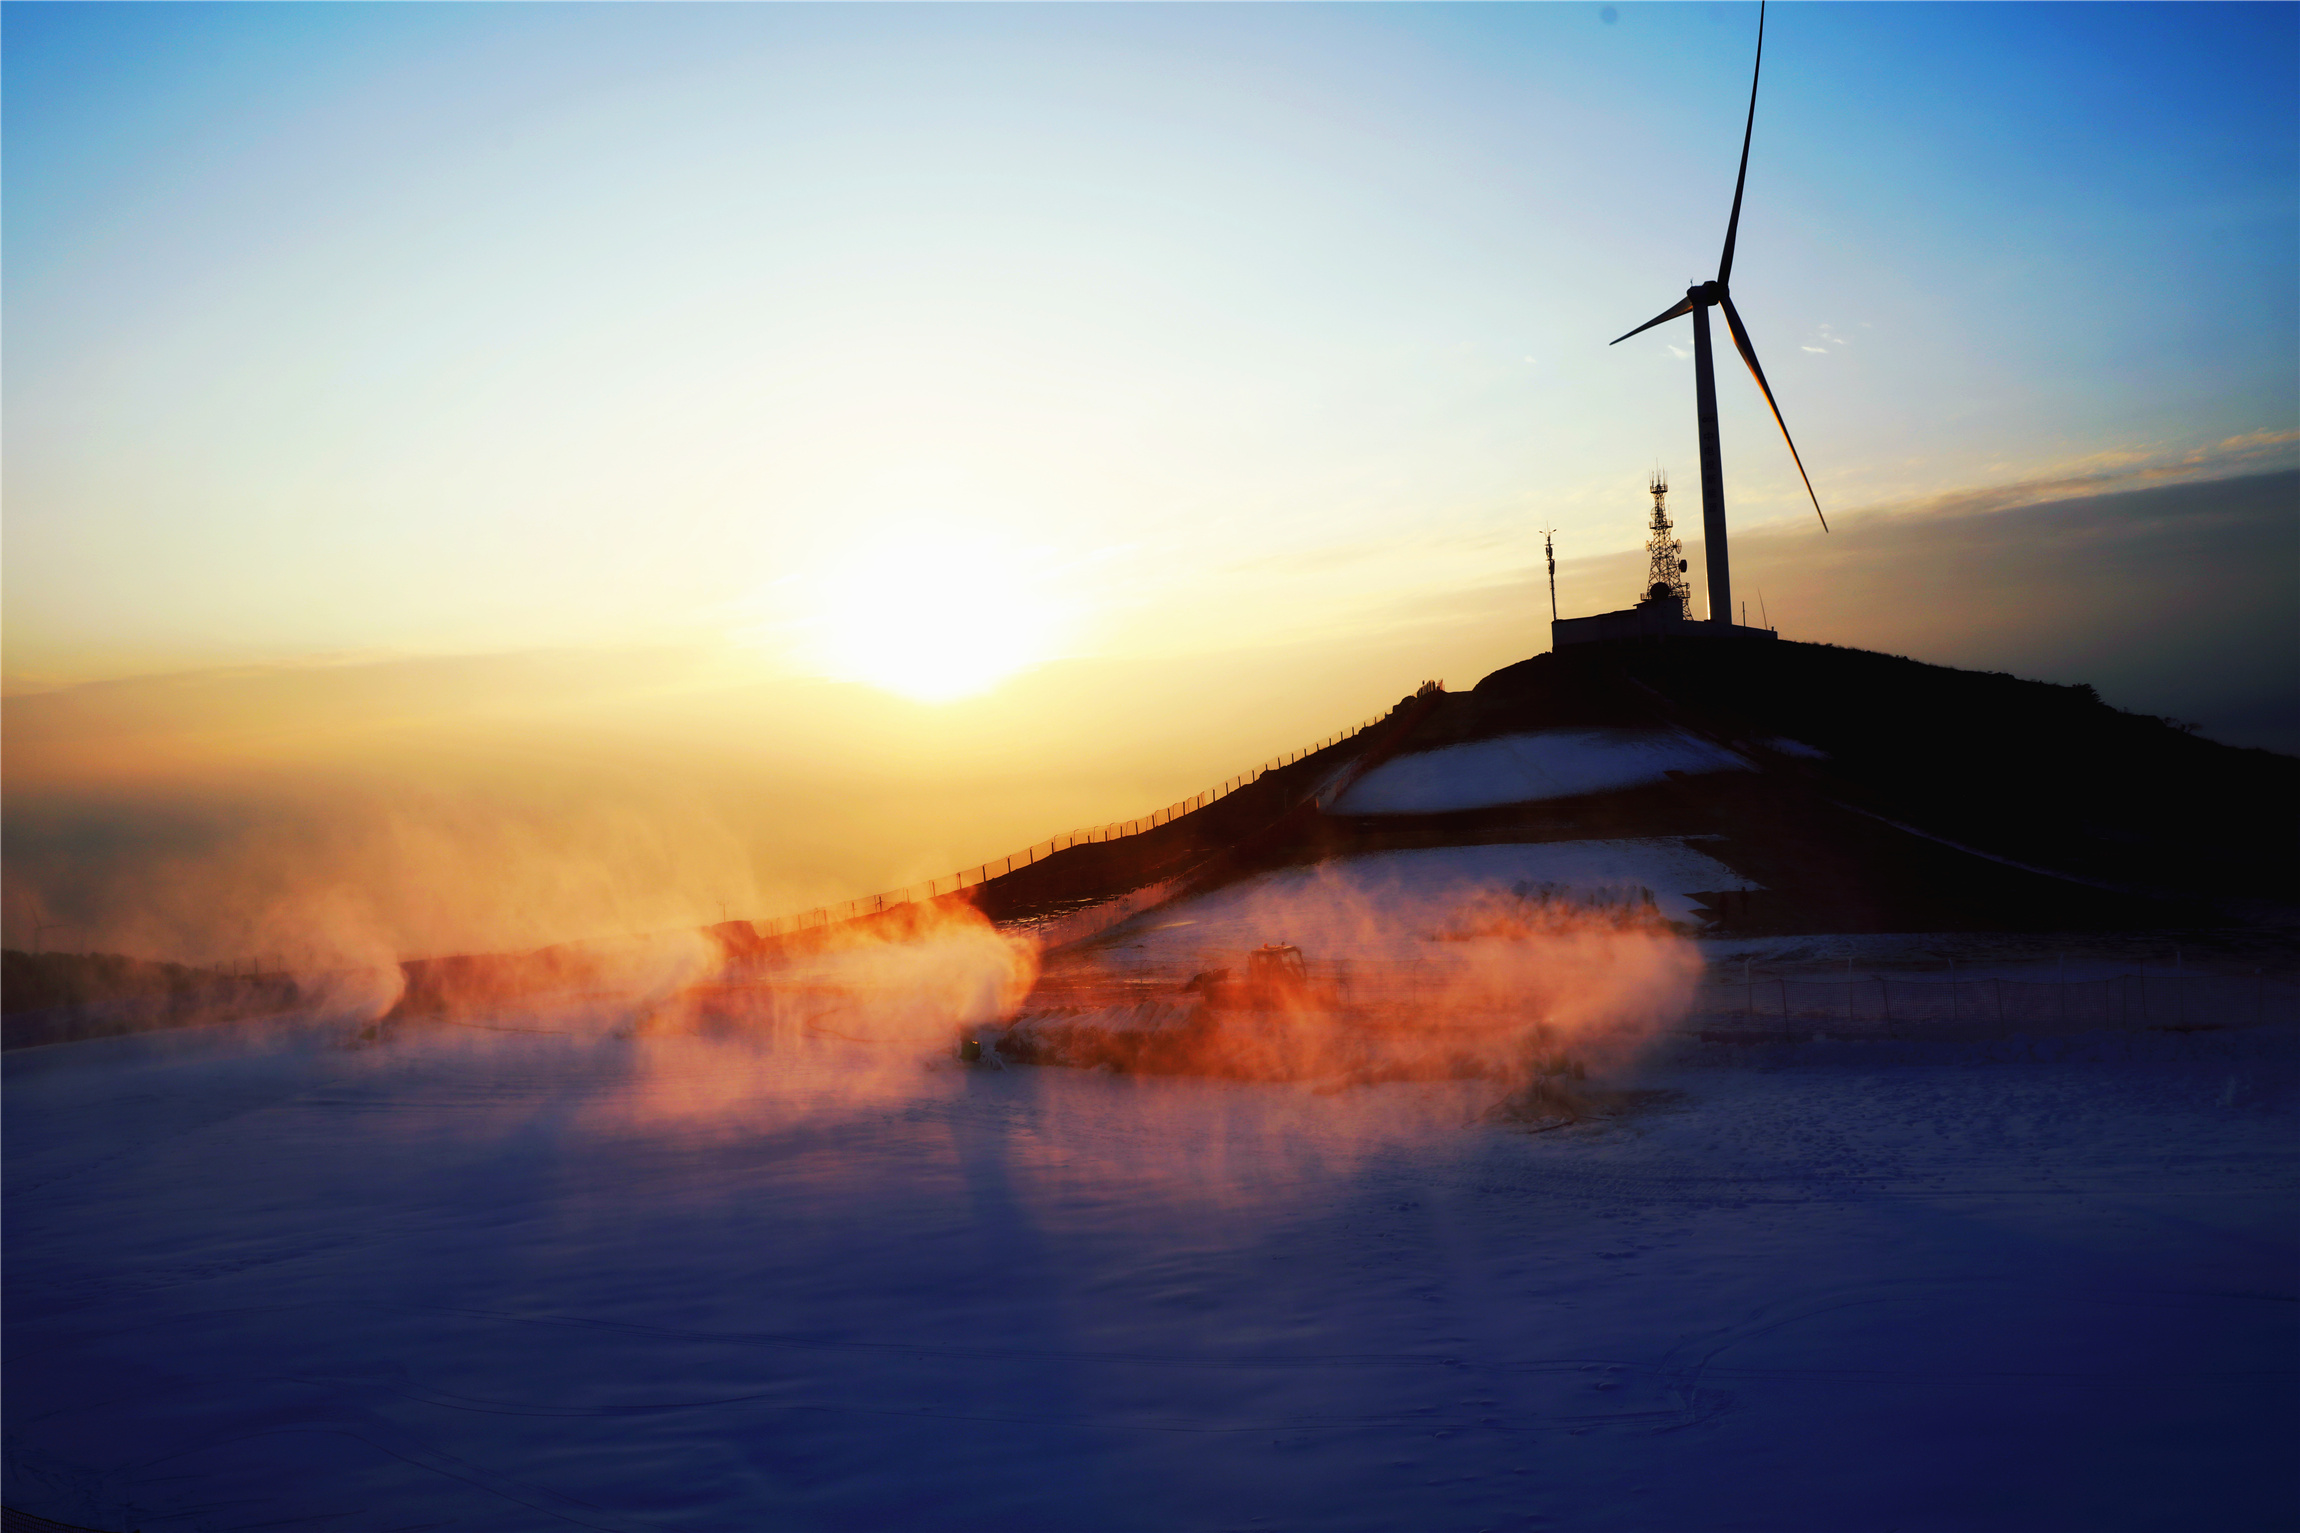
left=1641, top=471, right=1692, bottom=619
left=1551, top=469, right=1776, bottom=647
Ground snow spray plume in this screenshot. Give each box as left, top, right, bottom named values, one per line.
left=899, top=867, right=1706, bottom=1222
left=994, top=868, right=1702, bottom=1107
left=5, top=779, right=780, bottom=972
left=3, top=780, right=805, bottom=1038
left=598, top=900, right=1038, bottom=1127
left=2, top=888, right=409, bottom=1050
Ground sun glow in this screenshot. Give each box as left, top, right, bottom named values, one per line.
left=787, top=523, right=1070, bottom=703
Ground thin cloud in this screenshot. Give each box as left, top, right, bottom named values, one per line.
left=2218, top=427, right=2300, bottom=452
left=1834, top=433, right=2300, bottom=528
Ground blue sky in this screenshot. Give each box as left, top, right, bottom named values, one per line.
left=7, top=2, right=2292, bottom=685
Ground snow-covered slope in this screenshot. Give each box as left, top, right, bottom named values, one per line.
left=1330, top=728, right=1752, bottom=816
left=1098, top=841, right=1757, bottom=959
left=6, top=1011, right=2292, bottom=1532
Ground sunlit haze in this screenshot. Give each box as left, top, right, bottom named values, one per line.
left=5, top=2, right=2294, bottom=958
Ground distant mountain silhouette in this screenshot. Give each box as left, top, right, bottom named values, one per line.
left=2, top=949, right=301, bottom=1049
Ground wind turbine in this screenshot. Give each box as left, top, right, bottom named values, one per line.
left=1611, top=0, right=1825, bottom=629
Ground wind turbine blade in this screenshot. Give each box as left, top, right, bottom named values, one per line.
left=1609, top=296, right=1695, bottom=346
left=1717, top=0, right=1765, bottom=286
left=1718, top=292, right=1827, bottom=531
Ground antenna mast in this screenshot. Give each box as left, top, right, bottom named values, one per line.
left=1542, top=524, right=1558, bottom=622
left=1640, top=472, right=1692, bottom=619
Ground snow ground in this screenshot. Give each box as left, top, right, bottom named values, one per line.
left=1082, top=842, right=1758, bottom=966
left=1330, top=730, right=1752, bottom=816
left=6, top=1003, right=2294, bottom=1533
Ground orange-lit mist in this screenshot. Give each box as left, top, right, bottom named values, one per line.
left=313, top=881, right=1702, bottom=1213
left=1000, top=870, right=1700, bottom=1094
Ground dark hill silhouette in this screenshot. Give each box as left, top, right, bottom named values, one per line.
left=1294, top=639, right=2298, bottom=935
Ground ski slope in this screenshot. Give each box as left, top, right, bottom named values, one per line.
left=6, top=1002, right=2293, bottom=1532
left=1331, top=728, right=1753, bottom=815
left=1091, top=840, right=1759, bottom=957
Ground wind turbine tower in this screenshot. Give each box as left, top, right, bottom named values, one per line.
left=1608, top=0, right=1827, bottom=633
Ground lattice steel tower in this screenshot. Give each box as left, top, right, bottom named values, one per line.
left=1642, top=472, right=1692, bottom=618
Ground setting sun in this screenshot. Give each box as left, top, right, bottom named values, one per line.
left=794, top=523, right=1069, bottom=703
